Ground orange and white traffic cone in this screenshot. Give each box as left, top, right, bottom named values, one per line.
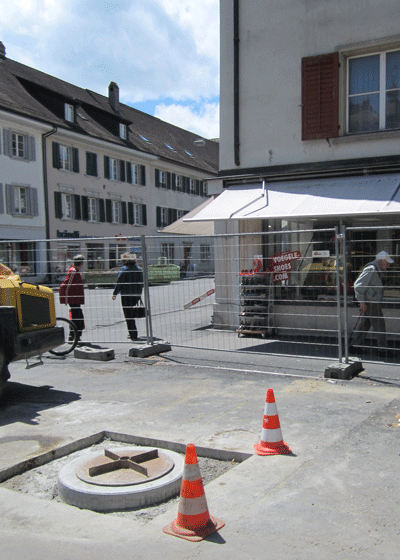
left=163, top=443, right=225, bottom=541
left=254, top=389, right=292, bottom=456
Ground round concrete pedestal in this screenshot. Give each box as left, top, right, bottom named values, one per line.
left=58, top=446, right=184, bottom=512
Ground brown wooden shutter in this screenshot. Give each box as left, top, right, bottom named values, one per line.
left=301, top=52, right=339, bottom=140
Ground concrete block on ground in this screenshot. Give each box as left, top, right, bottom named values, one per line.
left=324, top=360, right=363, bottom=380
left=74, top=346, right=115, bottom=361
left=128, top=342, right=171, bottom=358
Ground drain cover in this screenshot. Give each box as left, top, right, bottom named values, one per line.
left=75, top=448, right=174, bottom=487
left=58, top=446, right=184, bottom=512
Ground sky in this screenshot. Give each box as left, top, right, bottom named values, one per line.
left=0, top=0, right=220, bottom=139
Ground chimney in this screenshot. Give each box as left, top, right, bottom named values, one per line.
left=0, top=42, right=6, bottom=59
left=108, top=81, right=119, bottom=112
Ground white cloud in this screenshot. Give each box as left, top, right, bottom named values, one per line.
left=154, top=101, right=219, bottom=139
left=0, top=0, right=220, bottom=136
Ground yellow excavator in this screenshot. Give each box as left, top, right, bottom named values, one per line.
left=0, top=263, right=68, bottom=396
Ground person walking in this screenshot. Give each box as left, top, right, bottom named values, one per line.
left=112, top=253, right=144, bottom=340
left=350, top=250, right=394, bottom=356
left=59, top=254, right=85, bottom=343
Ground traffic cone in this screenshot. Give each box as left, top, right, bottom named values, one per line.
left=254, top=389, right=292, bottom=456
left=163, top=443, right=225, bottom=541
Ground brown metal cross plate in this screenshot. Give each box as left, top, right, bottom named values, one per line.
left=75, top=447, right=175, bottom=487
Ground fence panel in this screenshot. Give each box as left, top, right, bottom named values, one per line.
left=5, top=226, right=398, bottom=363
left=344, top=225, right=400, bottom=361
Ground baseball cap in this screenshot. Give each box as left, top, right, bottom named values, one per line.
left=376, top=251, right=394, bottom=264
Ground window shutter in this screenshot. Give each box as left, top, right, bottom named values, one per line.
left=5, top=184, right=13, bottom=214
left=121, top=201, right=127, bottom=224
left=128, top=202, right=134, bottom=225
left=126, top=162, right=132, bottom=184
left=52, top=142, right=61, bottom=169
left=141, top=204, right=147, bottom=226
left=0, top=184, right=3, bottom=214
left=74, top=194, right=81, bottom=220
left=27, top=136, right=36, bottom=161
left=195, top=180, right=200, bottom=196
left=105, top=199, right=112, bottom=223
left=119, top=159, right=126, bottom=182
left=199, top=181, right=204, bottom=197
left=54, top=192, right=62, bottom=218
left=166, top=172, right=171, bottom=190
left=168, top=208, right=174, bottom=225
left=81, top=196, right=88, bottom=221
left=156, top=206, right=161, bottom=228
left=86, top=152, right=97, bottom=176
left=155, top=169, right=160, bottom=188
left=3, top=130, right=11, bottom=156
left=140, top=165, right=146, bottom=186
left=29, top=187, right=39, bottom=216
left=99, top=199, right=106, bottom=222
left=104, top=156, right=110, bottom=179
left=301, top=52, right=339, bottom=140
left=72, top=148, right=79, bottom=173
left=171, top=173, right=176, bottom=191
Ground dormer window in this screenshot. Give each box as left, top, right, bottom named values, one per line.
left=119, top=123, right=127, bottom=139
left=65, top=103, right=74, bottom=122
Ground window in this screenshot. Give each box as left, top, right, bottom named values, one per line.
left=54, top=191, right=81, bottom=220
left=2, top=130, right=36, bottom=161
left=128, top=202, right=146, bottom=226
left=5, top=184, right=38, bottom=217
left=190, top=179, right=196, bottom=194
left=62, top=193, right=74, bottom=219
left=65, top=103, right=74, bottom=122
left=119, top=123, right=127, bottom=139
left=200, top=244, right=211, bottom=262
left=156, top=206, right=177, bottom=227
left=177, top=209, right=185, bottom=219
left=111, top=200, right=121, bottom=223
left=348, top=49, right=400, bottom=133
left=174, top=174, right=182, bottom=191
left=161, top=243, right=175, bottom=262
left=52, top=142, right=79, bottom=172
left=104, top=156, right=126, bottom=182
left=127, top=163, right=146, bottom=186
left=86, top=152, right=98, bottom=176
left=156, top=170, right=167, bottom=188
left=88, top=197, right=99, bottom=222
left=203, top=182, right=208, bottom=196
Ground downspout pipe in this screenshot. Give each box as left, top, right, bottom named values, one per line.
left=233, top=0, right=240, bottom=167
left=42, top=127, right=57, bottom=281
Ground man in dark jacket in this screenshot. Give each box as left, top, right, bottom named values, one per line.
left=112, top=253, right=144, bottom=340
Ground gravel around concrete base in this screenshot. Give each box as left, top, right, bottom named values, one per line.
left=1, top=441, right=237, bottom=523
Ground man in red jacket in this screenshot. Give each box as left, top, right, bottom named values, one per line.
left=59, top=254, right=85, bottom=342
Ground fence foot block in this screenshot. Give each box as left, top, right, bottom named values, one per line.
left=128, top=342, right=171, bottom=358
left=74, top=346, right=115, bottom=361
left=324, top=360, right=363, bottom=380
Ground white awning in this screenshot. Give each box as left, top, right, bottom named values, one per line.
left=186, top=174, right=400, bottom=221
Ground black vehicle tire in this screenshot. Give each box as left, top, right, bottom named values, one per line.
left=49, top=317, right=78, bottom=356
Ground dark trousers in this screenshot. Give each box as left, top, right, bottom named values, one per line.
left=69, top=305, right=84, bottom=339
left=121, top=295, right=140, bottom=339
left=352, top=302, right=387, bottom=348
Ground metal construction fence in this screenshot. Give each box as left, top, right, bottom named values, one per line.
left=2, top=225, right=399, bottom=363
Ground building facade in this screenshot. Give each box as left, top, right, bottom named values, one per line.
left=0, top=43, right=218, bottom=281
left=192, top=0, right=400, bottom=334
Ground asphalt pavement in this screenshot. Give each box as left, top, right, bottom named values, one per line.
left=0, top=341, right=399, bottom=559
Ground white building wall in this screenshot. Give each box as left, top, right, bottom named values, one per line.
left=220, top=0, right=400, bottom=171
